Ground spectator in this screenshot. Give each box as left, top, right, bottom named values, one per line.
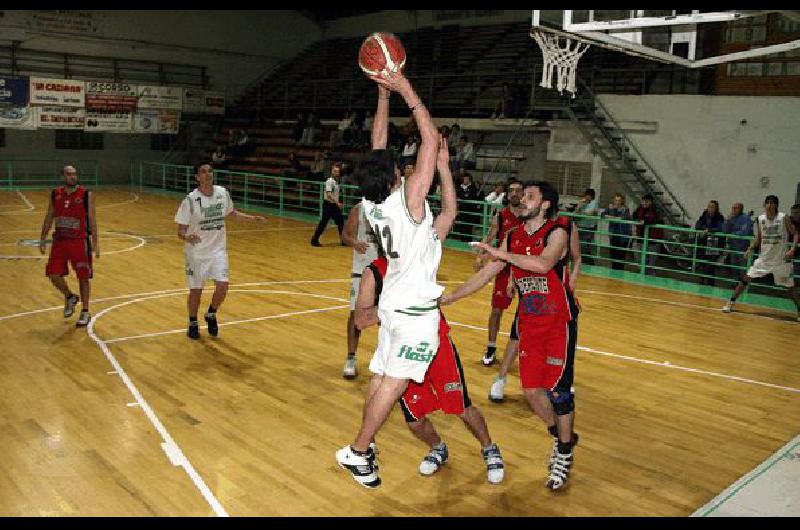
left=234, top=129, right=252, bottom=157
left=573, top=188, right=598, bottom=265
left=492, top=82, right=510, bottom=119
left=211, top=146, right=227, bottom=169
left=403, top=161, right=415, bottom=180
left=722, top=202, right=754, bottom=277
left=694, top=200, right=726, bottom=286
left=293, top=112, right=306, bottom=144
left=448, top=123, right=462, bottom=154
left=484, top=182, right=506, bottom=208
left=792, top=204, right=800, bottom=280
left=309, top=151, right=326, bottom=181
left=455, top=172, right=481, bottom=241
left=632, top=194, right=664, bottom=275
left=299, top=112, right=318, bottom=146
left=282, top=152, right=303, bottom=178
left=400, top=134, right=418, bottom=169
left=330, top=111, right=353, bottom=148
left=602, top=193, right=632, bottom=271
left=361, top=110, right=373, bottom=148
left=453, top=136, right=477, bottom=174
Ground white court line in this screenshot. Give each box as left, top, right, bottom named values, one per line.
left=16, top=190, right=34, bottom=210
left=446, top=320, right=800, bottom=394
left=0, top=191, right=140, bottom=216
left=0, top=190, right=35, bottom=215
left=96, top=192, right=139, bottom=210
left=0, top=231, right=145, bottom=260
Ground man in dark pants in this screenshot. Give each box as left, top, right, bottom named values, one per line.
left=311, top=163, right=345, bottom=247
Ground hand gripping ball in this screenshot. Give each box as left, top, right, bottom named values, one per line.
left=358, top=32, right=406, bottom=77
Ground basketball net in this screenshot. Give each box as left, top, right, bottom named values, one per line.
left=531, top=29, right=590, bottom=97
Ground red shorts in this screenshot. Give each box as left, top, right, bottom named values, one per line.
left=399, top=318, right=471, bottom=421
left=518, top=318, right=576, bottom=392
left=45, top=239, right=93, bottom=280
left=491, top=265, right=513, bottom=310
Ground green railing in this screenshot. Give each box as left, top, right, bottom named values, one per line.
left=133, top=161, right=799, bottom=312
left=0, top=159, right=100, bottom=189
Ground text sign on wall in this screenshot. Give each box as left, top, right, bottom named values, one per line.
left=136, top=86, right=183, bottom=110
left=0, top=106, right=38, bottom=130
left=183, top=89, right=225, bottom=115
left=85, top=110, right=133, bottom=133
left=29, top=77, right=85, bottom=108
left=37, top=106, right=85, bottom=129
left=85, top=82, right=137, bottom=112
left=134, top=110, right=180, bottom=134
left=0, top=76, right=30, bottom=108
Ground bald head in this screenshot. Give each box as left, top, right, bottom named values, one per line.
left=62, top=165, right=78, bottom=187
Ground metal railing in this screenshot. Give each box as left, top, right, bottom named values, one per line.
left=0, top=159, right=100, bottom=188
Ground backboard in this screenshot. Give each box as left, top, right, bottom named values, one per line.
left=532, top=10, right=800, bottom=68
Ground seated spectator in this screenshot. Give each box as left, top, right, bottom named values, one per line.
left=484, top=182, right=506, bottom=208
left=309, top=151, right=326, bottom=181
left=602, top=193, right=632, bottom=270
left=632, top=194, right=664, bottom=275
left=330, top=111, right=353, bottom=148
left=211, top=146, right=227, bottom=168
left=723, top=202, right=754, bottom=276
left=360, top=110, right=373, bottom=148
left=293, top=112, right=307, bottom=144
left=235, top=129, right=253, bottom=157
left=448, top=123, right=462, bottom=155
left=574, top=188, right=599, bottom=265
left=282, top=152, right=303, bottom=179
left=455, top=173, right=482, bottom=241
left=403, top=161, right=415, bottom=180
left=400, top=134, right=418, bottom=169
left=695, top=200, right=726, bottom=286
left=300, top=112, right=318, bottom=146
left=453, top=136, right=477, bottom=175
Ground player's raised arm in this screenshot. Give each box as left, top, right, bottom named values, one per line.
left=433, top=136, right=457, bottom=241
left=372, top=86, right=390, bottom=150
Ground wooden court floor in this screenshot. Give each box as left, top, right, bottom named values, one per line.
left=1, top=188, right=798, bottom=516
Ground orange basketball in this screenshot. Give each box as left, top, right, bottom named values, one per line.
left=358, top=32, right=406, bottom=78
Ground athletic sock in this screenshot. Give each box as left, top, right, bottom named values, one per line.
left=347, top=352, right=356, bottom=358
left=207, top=305, right=217, bottom=314
left=548, top=424, right=559, bottom=438
left=189, top=316, right=198, bottom=323
left=557, top=440, right=573, bottom=454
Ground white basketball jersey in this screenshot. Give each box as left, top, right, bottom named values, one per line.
left=352, top=204, right=380, bottom=275
left=756, top=212, right=789, bottom=266
left=362, top=183, right=444, bottom=311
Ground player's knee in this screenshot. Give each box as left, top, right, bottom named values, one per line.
left=739, top=274, right=751, bottom=286
left=548, top=390, right=575, bottom=416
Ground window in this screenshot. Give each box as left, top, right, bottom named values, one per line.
left=150, top=134, right=184, bottom=151
left=55, top=130, right=104, bottom=150
left=543, top=161, right=592, bottom=198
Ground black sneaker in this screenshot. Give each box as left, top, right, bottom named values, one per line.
left=336, top=445, right=380, bottom=489
left=187, top=321, right=200, bottom=340
left=482, top=347, right=497, bottom=366
left=205, top=312, right=218, bottom=337
left=311, top=240, right=322, bottom=247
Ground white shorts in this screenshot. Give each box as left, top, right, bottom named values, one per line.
left=350, top=274, right=361, bottom=311
left=368, top=307, right=440, bottom=384
left=747, top=258, right=794, bottom=288
left=185, top=250, right=229, bottom=290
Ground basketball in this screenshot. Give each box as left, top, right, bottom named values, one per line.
left=358, top=32, right=406, bottom=77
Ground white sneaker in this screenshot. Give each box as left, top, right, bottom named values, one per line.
left=489, top=376, right=506, bottom=403
left=549, top=432, right=579, bottom=470
left=76, top=310, right=91, bottom=327
left=546, top=450, right=573, bottom=490
left=419, top=443, right=448, bottom=476
left=342, top=356, right=357, bottom=379
left=722, top=300, right=734, bottom=313
left=63, top=294, right=79, bottom=318
left=482, top=443, right=505, bottom=484
left=336, top=445, right=380, bottom=489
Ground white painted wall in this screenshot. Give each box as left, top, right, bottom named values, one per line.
left=598, top=95, right=800, bottom=221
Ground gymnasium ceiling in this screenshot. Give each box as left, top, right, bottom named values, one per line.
left=297, top=10, right=383, bottom=25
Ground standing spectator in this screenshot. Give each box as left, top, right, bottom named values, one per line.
left=723, top=202, right=754, bottom=277
left=484, top=182, right=506, bottom=209
left=632, top=194, right=664, bottom=275
left=453, top=136, right=477, bottom=175
left=236, top=129, right=250, bottom=156
left=602, top=193, right=632, bottom=271
left=211, top=146, right=227, bottom=169
left=455, top=172, right=481, bottom=241
left=308, top=151, right=326, bottom=181
left=361, top=110, right=373, bottom=148
left=292, top=112, right=306, bottom=144
left=574, top=188, right=598, bottom=265
left=694, top=200, right=726, bottom=286
left=330, top=111, right=353, bottom=148
left=492, top=82, right=510, bottom=119
left=400, top=134, right=418, bottom=168
left=310, top=163, right=344, bottom=247
left=300, top=112, right=318, bottom=146
left=448, top=123, right=462, bottom=154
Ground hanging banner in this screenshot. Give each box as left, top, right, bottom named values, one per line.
left=84, top=110, right=133, bottom=133
left=133, top=109, right=180, bottom=134
left=37, top=106, right=85, bottom=129
left=0, top=76, right=30, bottom=108
left=136, top=86, right=183, bottom=110
left=0, top=106, right=38, bottom=130
left=85, top=82, right=137, bottom=112
left=29, top=77, right=85, bottom=107
left=183, top=89, right=225, bottom=115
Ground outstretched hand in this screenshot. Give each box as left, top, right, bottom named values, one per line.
left=473, top=242, right=506, bottom=261
left=371, top=69, right=407, bottom=93
left=436, top=134, right=450, bottom=167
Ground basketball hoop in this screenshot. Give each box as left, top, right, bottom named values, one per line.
left=531, top=28, right=591, bottom=97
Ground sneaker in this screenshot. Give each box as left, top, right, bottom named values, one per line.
left=482, top=347, right=497, bottom=366
left=368, top=442, right=379, bottom=470
left=419, top=442, right=448, bottom=476
left=482, top=443, right=505, bottom=484
left=546, top=450, right=573, bottom=490
left=205, top=312, right=218, bottom=337
left=336, top=445, right=380, bottom=489
left=722, top=300, right=734, bottom=313
left=187, top=321, right=200, bottom=340
left=310, top=240, right=322, bottom=247
left=76, top=310, right=91, bottom=327
left=489, top=376, right=506, bottom=403
left=549, top=432, right=579, bottom=471
left=63, top=294, right=79, bottom=318
left=343, top=356, right=357, bottom=379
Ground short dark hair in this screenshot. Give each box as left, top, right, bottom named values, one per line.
left=194, top=161, right=213, bottom=175
left=522, top=180, right=559, bottom=219
left=642, top=193, right=654, bottom=201
left=507, top=177, right=521, bottom=186
left=584, top=188, right=596, bottom=199
left=355, top=149, right=397, bottom=203
left=764, top=195, right=779, bottom=206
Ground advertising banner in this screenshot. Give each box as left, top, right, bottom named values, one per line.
left=0, top=76, right=30, bottom=107
left=85, top=81, right=137, bottom=112
left=37, top=106, right=85, bottom=129
left=0, top=106, right=38, bottom=129
left=136, top=86, right=183, bottom=110
left=133, top=109, right=180, bottom=134
left=29, top=77, right=85, bottom=107
left=183, top=89, right=225, bottom=115
left=84, top=110, right=133, bottom=133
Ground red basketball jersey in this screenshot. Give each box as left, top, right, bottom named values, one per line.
left=51, top=186, right=90, bottom=241
left=496, top=207, right=523, bottom=246
left=508, top=219, right=577, bottom=324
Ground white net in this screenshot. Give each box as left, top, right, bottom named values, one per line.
left=531, top=29, right=591, bottom=96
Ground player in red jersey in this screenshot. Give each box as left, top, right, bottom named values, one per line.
left=354, top=256, right=504, bottom=484
left=441, top=180, right=579, bottom=491
left=39, top=165, right=99, bottom=327
left=474, top=178, right=525, bottom=366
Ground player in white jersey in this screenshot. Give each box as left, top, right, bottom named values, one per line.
left=335, top=68, right=447, bottom=489
left=340, top=202, right=380, bottom=378
left=723, top=195, right=799, bottom=320
left=174, top=162, right=267, bottom=339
